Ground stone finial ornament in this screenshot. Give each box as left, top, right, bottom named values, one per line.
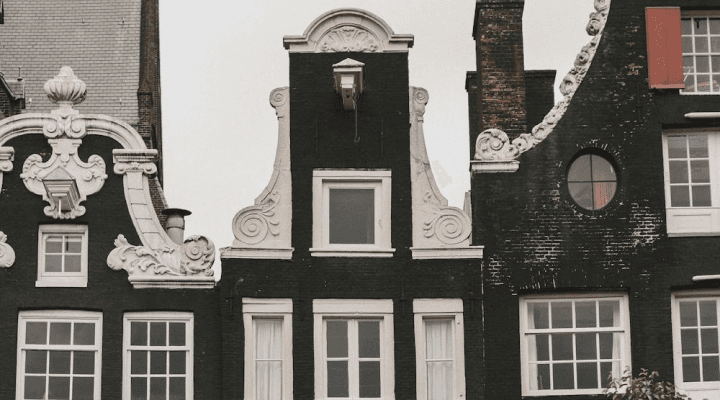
left=44, top=66, right=87, bottom=109
left=472, top=0, right=611, bottom=167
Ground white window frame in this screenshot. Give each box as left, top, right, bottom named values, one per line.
left=16, top=310, right=103, bottom=400
left=313, top=299, right=395, bottom=400
left=519, top=293, right=631, bottom=396
left=311, top=170, right=394, bottom=257
left=662, top=129, right=720, bottom=236
left=37, top=224, right=88, bottom=287
left=243, top=298, right=293, bottom=400
left=672, top=290, right=720, bottom=400
left=680, top=10, right=720, bottom=95
left=413, top=299, right=466, bottom=400
left=123, top=312, right=194, bottom=400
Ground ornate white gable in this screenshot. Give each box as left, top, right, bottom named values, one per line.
left=0, top=67, right=215, bottom=288
left=283, top=8, right=413, bottom=53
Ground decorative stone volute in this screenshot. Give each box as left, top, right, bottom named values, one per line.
left=0, top=232, right=15, bottom=268
left=44, top=67, right=87, bottom=115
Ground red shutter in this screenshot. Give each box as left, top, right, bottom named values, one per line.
left=646, top=7, right=684, bottom=89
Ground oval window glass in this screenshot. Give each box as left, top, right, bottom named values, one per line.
left=567, top=154, right=617, bottom=210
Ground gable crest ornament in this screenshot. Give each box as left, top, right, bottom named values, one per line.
left=320, top=27, right=379, bottom=53
left=20, top=67, right=107, bottom=219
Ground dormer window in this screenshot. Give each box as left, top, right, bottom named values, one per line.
left=37, top=225, right=88, bottom=287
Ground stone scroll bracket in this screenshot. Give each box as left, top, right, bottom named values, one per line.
left=0, top=146, right=14, bottom=192
left=471, top=0, right=611, bottom=170
left=409, top=86, right=483, bottom=260
left=222, top=87, right=293, bottom=260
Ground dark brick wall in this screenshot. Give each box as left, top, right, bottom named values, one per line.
left=0, top=134, right=221, bottom=399
left=471, top=1, right=720, bottom=399
left=525, top=70, right=556, bottom=129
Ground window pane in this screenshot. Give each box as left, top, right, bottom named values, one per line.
left=66, top=236, right=82, bottom=253
left=552, top=334, right=573, bottom=361
left=359, top=361, right=381, bottom=398
left=530, top=302, right=549, bottom=329
left=329, top=188, right=375, bottom=245
left=683, top=330, right=700, bottom=355
left=696, top=18, right=709, bottom=34
left=169, top=351, right=186, bottom=375
left=46, top=236, right=63, bottom=253
left=49, top=323, right=71, bottom=345
left=691, top=160, right=710, bottom=183
left=671, top=186, right=691, bottom=207
left=49, top=350, right=71, bottom=374
left=255, top=319, right=282, bottom=359
left=131, top=322, right=148, bottom=346
left=49, top=376, right=70, bottom=399
left=327, top=360, right=349, bottom=398
left=577, top=362, right=599, bottom=389
left=713, top=56, right=720, bottom=73
left=591, top=156, right=616, bottom=181
left=702, top=329, right=719, bottom=353
left=132, top=377, right=148, bottom=400
left=681, top=302, right=699, bottom=327
left=170, top=377, right=186, bottom=400
left=669, top=161, right=689, bottom=184
left=73, top=376, right=94, bottom=400
left=27, top=322, right=48, bottom=345
left=689, top=135, right=709, bottom=158
left=668, top=136, right=687, bottom=159
left=132, top=351, right=148, bottom=375
left=150, top=351, right=167, bottom=374
left=575, top=301, right=596, bottom=328
left=553, top=363, right=574, bottom=390
left=683, top=37, right=694, bottom=54
left=568, top=155, right=591, bottom=181
left=551, top=302, right=572, bottom=328
left=711, top=18, right=720, bottom=34
left=682, top=19, right=692, bottom=35
left=326, top=321, right=348, bottom=358
left=150, top=377, right=167, bottom=400
left=703, top=356, right=720, bottom=381
left=74, top=323, right=95, bottom=345
left=25, top=350, right=47, bottom=373
left=150, top=322, right=167, bottom=346
left=576, top=333, right=597, bottom=360
left=599, top=301, right=619, bottom=327
left=692, top=185, right=712, bottom=207
left=73, top=351, right=95, bottom=374
left=698, top=75, right=711, bottom=92
left=45, top=255, right=63, bottom=273
left=696, top=37, right=709, bottom=53
left=359, top=321, right=380, bottom=359
left=65, top=255, right=82, bottom=273
left=256, top=361, right=282, bottom=400
left=601, top=362, right=614, bottom=386
left=594, top=182, right=616, bottom=210
left=537, top=364, right=550, bottom=390
left=535, top=334, right=549, bottom=361
left=599, top=332, right=616, bottom=359
left=427, top=361, right=453, bottom=400
left=425, top=320, right=452, bottom=360
left=697, top=56, right=710, bottom=73
left=568, top=183, right=593, bottom=210
left=169, top=323, right=186, bottom=346
left=684, top=356, right=701, bottom=382
left=700, top=301, right=717, bottom=326
left=25, top=375, right=46, bottom=399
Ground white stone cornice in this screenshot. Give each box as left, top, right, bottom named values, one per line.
left=283, top=8, right=413, bottom=53
left=0, top=231, right=15, bottom=268
left=409, top=86, right=482, bottom=259
left=472, top=0, right=611, bottom=166
left=224, top=87, right=293, bottom=260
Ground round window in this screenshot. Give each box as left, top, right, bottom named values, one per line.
left=567, top=153, right=617, bottom=210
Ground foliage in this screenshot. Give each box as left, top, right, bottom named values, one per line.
left=604, top=367, right=687, bottom=400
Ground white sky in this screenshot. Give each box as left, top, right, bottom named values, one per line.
left=159, top=0, right=598, bottom=272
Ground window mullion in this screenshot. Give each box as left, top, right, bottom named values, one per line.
left=349, top=319, right=359, bottom=399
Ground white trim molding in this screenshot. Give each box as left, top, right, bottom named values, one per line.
left=472, top=0, right=612, bottom=166
left=409, top=87, right=483, bottom=259
left=283, top=8, right=413, bottom=53
left=0, top=231, right=15, bottom=268
left=413, top=299, right=466, bottom=400
left=243, top=298, right=293, bottom=400
left=313, top=299, right=395, bottom=400
left=224, top=87, right=293, bottom=260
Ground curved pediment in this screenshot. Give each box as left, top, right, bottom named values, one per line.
left=283, top=8, right=413, bottom=53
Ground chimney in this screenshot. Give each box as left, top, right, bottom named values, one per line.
left=162, top=208, right=191, bottom=244
left=472, top=0, right=527, bottom=146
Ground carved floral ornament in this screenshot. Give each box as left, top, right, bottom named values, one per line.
left=320, top=27, right=379, bottom=53
left=473, top=0, right=611, bottom=165
left=0, top=231, right=15, bottom=268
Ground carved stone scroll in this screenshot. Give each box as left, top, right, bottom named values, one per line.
left=226, top=87, right=293, bottom=259
left=473, top=0, right=611, bottom=165
left=410, top=87, right=482, bottom=259
left=0, top=231, right=15, bottom=268
left=0, top=146, right=13, bottom=192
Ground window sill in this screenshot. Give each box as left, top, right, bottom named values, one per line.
left=310, top=247, right=396, bottom=258
left=36, top=278, right=87, bottom=287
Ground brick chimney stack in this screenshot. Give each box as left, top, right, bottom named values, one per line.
left=471, top=0, right=527, bottom=147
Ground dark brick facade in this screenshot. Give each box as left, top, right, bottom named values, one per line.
left=471, top=1, right=720, bottom=399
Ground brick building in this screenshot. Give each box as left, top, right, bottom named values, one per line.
left=0, top=1, right=220, bottom=399
left=470, top=0, right=720, bottom=399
